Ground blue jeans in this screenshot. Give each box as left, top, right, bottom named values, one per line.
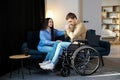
left=37, top=42, right=59, bottom=61
left=51, top=42, right=71, bottom=64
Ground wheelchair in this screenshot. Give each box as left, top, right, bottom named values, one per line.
left=57, top=39, right=101, bottom=77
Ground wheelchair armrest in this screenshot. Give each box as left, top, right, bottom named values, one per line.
left=72, top=39, right=87, bottom=43
left=99, top=40, right=111, bottom=50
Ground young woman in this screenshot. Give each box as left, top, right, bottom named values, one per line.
left=37, top=18, right=64, bottom=69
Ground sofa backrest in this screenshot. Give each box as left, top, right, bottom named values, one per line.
left=27, top=31, right=39, bottom=50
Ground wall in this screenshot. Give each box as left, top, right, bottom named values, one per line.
left=45, top=0, right=80, bottom=30
left=45, top=0, right=101, bottom=35
left=83, top=0, right=101, bottom=35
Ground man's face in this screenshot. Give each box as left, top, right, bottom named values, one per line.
left=67, top=18, right=77, bottom=26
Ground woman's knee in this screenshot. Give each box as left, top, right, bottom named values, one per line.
left=38, top=46, right=53, bottom=53
left=57, top=42, right=63, bottom=48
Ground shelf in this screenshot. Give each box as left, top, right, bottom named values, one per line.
left=102, top=23, right=119, bottom=25
left=108, top=11, right=120, bottom=13
left=102, top=17, right=119, bottom=19
left=102, top=5, right=120, bottom=44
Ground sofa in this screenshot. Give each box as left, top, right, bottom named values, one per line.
left=86, top=29, right=111, bottom=66
left=21, top=31, right=66, bottom=62
left=21, top=29, right=111, bottom=66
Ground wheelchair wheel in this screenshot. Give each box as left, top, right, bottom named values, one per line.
left=60, top=67, right=70, bottom=77
left=71, top=45, right=100, bottom=76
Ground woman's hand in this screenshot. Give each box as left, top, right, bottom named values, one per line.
left=56, top=40, right=62, bottom=42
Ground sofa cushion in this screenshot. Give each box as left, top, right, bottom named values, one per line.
left=28, top=49, right=47, bottom=59
left=93, top=47, right=106, bottom=52
left=28, top=49, right=46, bottom=54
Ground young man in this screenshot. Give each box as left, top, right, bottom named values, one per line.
left=65, top=12, right=87, bottom=41
left=39, top=12, right=87, bottom=70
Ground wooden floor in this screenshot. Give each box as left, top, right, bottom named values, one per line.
left=107, top=44, right=120, bottom=58
left=0, top=45, right=120, bottom=80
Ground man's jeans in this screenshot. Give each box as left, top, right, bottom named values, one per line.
left=51, top=42, right=71, bottom=64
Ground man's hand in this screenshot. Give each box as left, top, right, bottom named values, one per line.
left=65, top=24, right=70, bottom=30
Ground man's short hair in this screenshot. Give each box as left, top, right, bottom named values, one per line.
left=66, top=12, right=77, bottom=20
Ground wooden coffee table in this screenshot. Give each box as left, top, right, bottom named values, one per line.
left=9, top=54, right=31, bottom=79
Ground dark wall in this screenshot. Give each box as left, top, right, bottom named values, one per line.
left=0, top=0, right=45, bottom=76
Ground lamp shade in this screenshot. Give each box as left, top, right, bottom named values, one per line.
left=46, top=10, right=54, bottom=19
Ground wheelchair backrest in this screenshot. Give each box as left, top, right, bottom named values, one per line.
left=86, top=29, right=96, bottom=39
left=86, top=29, right=101, bottom=47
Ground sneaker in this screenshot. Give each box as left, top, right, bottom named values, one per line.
left=40, top=62, right=54, bottom=70
left=38, top=60, right=51, bottom=66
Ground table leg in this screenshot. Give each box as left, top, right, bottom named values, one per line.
left=10, top=59, right=13, bottom=78
left=21, top=59, right=24, bottom=79
left=28, top=59, right=31, bottom=75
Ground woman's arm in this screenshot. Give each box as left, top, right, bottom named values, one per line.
left=54, top=29, right=65, bottom=37
left=40, top=31, right=55, bottom=46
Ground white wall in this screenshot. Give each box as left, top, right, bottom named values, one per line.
left=83, top=0, right=101, bottom=35
left=45, top=0, right=101, bottom=35
left=45, top=0, right=80, bottom=30
left=45, top=0, right=120, bottom=34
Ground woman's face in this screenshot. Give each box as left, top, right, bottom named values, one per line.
left=48, top=19, right=53, bottom=27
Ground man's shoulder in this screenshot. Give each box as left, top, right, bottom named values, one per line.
left=77, top=22, right=84, bottom=25
left=76, top=22, right=85, bottom=28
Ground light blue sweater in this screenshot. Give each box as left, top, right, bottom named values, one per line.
left=38, top=29, right=64, bottom=47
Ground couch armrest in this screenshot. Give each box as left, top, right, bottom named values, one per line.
left=21, top=42, right=28, bottom=54
left=99, top=40, right=111, bottom=54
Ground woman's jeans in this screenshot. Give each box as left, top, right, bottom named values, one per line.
left=37, top=42, right=59, bottom=61
left=37, top=41, right=71, bottom=65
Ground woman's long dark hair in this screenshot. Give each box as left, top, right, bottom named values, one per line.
left=41, top=18, right=55, bottom=41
